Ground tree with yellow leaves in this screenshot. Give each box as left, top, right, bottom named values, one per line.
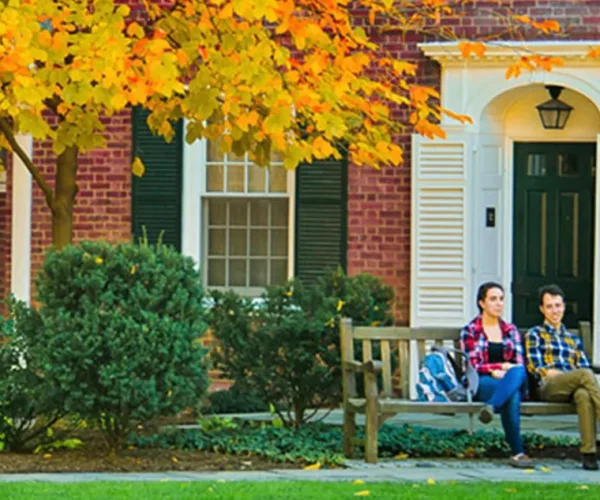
left=0, top=0, right=561, bottom=248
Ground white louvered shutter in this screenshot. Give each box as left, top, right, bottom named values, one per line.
left=410, top=132, right=472, bottom=327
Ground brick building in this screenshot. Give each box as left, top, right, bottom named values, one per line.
left=2, top=1, right=600, bottom=358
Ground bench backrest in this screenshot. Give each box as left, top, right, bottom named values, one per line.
left=340, top=318, right=592, bottom=400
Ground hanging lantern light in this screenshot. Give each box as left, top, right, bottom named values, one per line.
left=536, top=85, right=573, bottom=130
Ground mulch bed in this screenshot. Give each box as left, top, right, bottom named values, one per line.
left=0, top=430, right=299, bottom=474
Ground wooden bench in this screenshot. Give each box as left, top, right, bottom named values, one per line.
left=340, top=318, right=593, bottom=463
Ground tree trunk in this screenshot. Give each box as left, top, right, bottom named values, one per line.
left=52, top=147, right=78, bottom=249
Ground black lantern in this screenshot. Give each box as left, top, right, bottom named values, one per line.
left=536, top=85, right=573, bottom=130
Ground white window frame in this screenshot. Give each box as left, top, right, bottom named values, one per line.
left=181, top=133, right=295, bottom=295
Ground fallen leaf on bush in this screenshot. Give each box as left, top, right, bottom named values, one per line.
left=540, top=466, right=551, bottom=473
left=354, top=491, right=370, bottom=497
left=395, top=452, right=409, bottom=459
left=576, top=485, right=590, bottom=490
left=523, top=469, right=535, bottom=474
left=242, top=461, right=252, bottom=466
left=505, top=488, right=517, bottom=493
left=304, top=463, right=321, bottom=470
left=43, top=453, right=52, bottom=459
left=352, top=479, right=366, bottom=485
left=427, top=478, right=435, bottom=485
left=171, top=457, right=179, bottom=463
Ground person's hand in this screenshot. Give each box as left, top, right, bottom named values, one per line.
left=491, top=370, right=506, bottom=380
left=545, top=369, right=562, bottom=378
left=501, top=362, right=517, bottom=370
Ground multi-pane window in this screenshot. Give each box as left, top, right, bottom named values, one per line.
left=203, top=139, right=290, bottom=295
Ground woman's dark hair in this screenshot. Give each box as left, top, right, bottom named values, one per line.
left=476, top=281, right=504, bottom=312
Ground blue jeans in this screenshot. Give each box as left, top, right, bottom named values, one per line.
left=476, top=365, right=527, bottom=455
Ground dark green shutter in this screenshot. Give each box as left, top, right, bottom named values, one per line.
left=294, top=158, right=348, bottom=284
left=131, top=108, right=183, bottom=251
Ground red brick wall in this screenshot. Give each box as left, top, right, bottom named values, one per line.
left=346, top=0, right=600, bottom=324
left=0, top=154, right=12, bottom=315
left=29, top=111, right=133, bottom=297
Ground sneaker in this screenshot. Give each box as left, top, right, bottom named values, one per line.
left=582, top=453, right=599, bottom=471
left=509, top=454, right=534, bottom=469
left=478, top=405, right=494, bottom=424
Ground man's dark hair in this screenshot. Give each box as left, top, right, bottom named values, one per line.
left=476, top=281, right=504, bottom=313
left=538, top=284, right=566, bottom=306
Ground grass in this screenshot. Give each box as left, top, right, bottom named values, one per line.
left=1, top=481, right=598, bottom=499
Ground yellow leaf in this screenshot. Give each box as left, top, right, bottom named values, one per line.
left=540, top=466, right=551, bottom=473
left=523, top=469, right=535, bottom=474
left=352, top=480, right=365, bottom=485
left=43, top=453, right=52, bottom=459
left=576, top=485, right=590, bottom=490
left=336, top=299, right=344, bottom=311
left=303, top=463, right=321, bottom=470
left=127, top=22, right=145, bottom=38
left=427, top=478, right=435, bottom=485
left=131, top=157, right=145, bottom=178
left=172, top=457, right=179, bottom=463
left=354, top=491, right=370, bottom=497
left=94, top=257, right=103, bottom=265
left=505, top=488, right=517, bottom=494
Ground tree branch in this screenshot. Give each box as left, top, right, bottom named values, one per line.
left=0, top=118, right=55, bottom=213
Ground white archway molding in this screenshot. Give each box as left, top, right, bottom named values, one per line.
left=466, top=71, right=600, bottom=126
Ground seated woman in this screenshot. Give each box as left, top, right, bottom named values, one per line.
left=460, top=282, right=531, bottom=468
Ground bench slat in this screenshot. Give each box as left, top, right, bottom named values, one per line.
left=381, top=340, right=393, bottom=397
left=347, top=398, right=576, bottom=415
left=398, top=341, right=410, bottom=398
left=353, top=326, right=461, bottom=341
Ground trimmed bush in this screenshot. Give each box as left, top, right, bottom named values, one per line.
left=209, top=281, right=340, bottom=427
left=30, top=240, right=209, bottom=451
left=209, top=270, right=395, bottom=427
left=0, top=298, right=63, bottom=452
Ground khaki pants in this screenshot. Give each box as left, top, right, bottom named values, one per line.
left=540, top=369, right=600, bottom=454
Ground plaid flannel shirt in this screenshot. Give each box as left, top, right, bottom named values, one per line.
left=525, top=323, right=590, bottom=380
left=460, top=315, right=524, bottom=375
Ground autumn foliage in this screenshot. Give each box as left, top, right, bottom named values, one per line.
left=0, top=0, right=568, bottom=247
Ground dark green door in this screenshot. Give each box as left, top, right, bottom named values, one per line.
left=513, top=142, right=596, bottom=328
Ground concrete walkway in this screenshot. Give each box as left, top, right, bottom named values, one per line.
left=1, top=459, right=600, bottom=484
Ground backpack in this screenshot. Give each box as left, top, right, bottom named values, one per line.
left=416, top=346, right=479, bottom=403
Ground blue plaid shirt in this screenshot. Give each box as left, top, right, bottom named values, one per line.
left=525, top=323, right=590, bottom=379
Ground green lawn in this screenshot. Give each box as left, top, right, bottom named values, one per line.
left=2, top=481, right=598, bottom=499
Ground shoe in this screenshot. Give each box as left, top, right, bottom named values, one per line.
left=509, top=454, right=534, bottom=469
left=478, top=405, right=494, bottom=424
left=582, top=453, right=599, bottom=470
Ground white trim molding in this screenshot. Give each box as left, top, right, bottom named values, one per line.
left=419, top=40, right=600, bottom=66
left=10, top=134, right=32, bottom=304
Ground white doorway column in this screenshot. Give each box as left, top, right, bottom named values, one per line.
left=10, top=134, right=33, bottom=304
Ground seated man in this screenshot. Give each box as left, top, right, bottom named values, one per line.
left=526, top=284, right=600, bottom=471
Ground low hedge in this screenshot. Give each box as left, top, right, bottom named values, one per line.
left=130, top=421, right=580, bottom=466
